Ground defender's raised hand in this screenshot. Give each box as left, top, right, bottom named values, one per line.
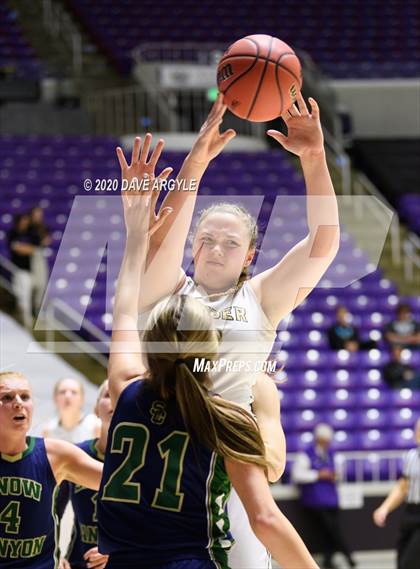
left=117, top=134, right=173, bottom=237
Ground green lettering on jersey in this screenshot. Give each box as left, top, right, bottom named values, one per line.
left=0, top=501, right=21, bottom=534
left=102, top=423, right=149, bottom=503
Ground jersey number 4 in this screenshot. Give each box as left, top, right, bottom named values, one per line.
left=0, top=501, right=21, bottom=534
left=102, top=423, right=190, bottom=512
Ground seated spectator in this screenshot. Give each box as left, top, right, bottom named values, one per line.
left=7, top=213, right=35, bottom=328
left=384, top=303, right=420, bottom=349
left=29, top=206, right=51, bottom=313
left=328, top=306, right=376, bottom=351
left=382, top=345, right=420, bottom=389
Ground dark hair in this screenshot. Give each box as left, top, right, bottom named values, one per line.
left=142, top=295, right=268, bottom=472
left=397, top=303, right=411, bottom=316
left=13, top=213, right=29, bottom=229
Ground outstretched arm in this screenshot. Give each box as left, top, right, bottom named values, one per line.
left=251, top=94, right=340, bottom=326
left=108, top=163, right=172, bottom=405
left=143, top=95, right=236, bottom=307
left=46, top=439, right=103, bottom=490
left=226, top=460, right=319, bottom=569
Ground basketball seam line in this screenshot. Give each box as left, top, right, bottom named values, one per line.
left=220, top=40, right=261, bottom=97
left=219, top=53, right=301, bottom=88
left=275, top=56, right=284, bottom=117
left=276, top=52, right=301, bottom=85
left=219, top=52, right=296, bottom=66
left=246, top=36, right=274, bottom=120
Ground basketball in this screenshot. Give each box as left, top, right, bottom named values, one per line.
left=217, top=34, right=302, bottom=122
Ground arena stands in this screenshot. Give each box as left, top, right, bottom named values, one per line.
left=65, top=0, right=420, bottom=77
left=1, top=135, right=419, bottom=486
left=0, top=4, right=42, bottom=78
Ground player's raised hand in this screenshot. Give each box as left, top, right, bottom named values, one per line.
left=117, top=135, right=173, bottom=237
left=189, top=93, right=236, bottom=164
left=116, top=134, right=173, bottom=190
left=267, top=93, right=324, bottom=159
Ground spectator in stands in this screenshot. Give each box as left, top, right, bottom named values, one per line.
left=373, top=418, right=420, bottom=569
left=7, top=213, right=35, bottom=328
left=328, top=306, right=376, bottom=352
left=29, top=206, right=51, bottom=313
left=292, top=423, right=356, bottom=569
left=42, top=377, right=100, bottom=442
left=384, top=304, right=420, bottom=349
left=382, top=345, right=420, bottom=389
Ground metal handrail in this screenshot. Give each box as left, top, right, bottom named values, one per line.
left=403, top=232, right=420, bottom=283
left=0, top=252, right=108, bottom=367
left=42, top=0, right=83, bottom=74
left=287, top=449, right=405, bottom=484
left=353, top=172, right=400, bottom=267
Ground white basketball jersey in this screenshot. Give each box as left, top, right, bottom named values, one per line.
left=43, top=413, right=98, bottom=443
left=177, top=276, right=277, bottom=407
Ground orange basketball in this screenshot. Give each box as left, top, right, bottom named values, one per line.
left=217, top=34, right=302, bottom=122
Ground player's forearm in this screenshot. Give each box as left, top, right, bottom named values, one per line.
left=151, top=154, right=208, bottom=248
left=252, top=508, right=319, bottom=569
left=114, top=237, right=148, bottom=325
left=300, top=152, right=340, bottom=253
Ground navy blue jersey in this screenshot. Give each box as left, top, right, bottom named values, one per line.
left=98, top=380, right=232, bottom=569
left=0, top=437, right=59, bottom=569
left=66, top=439, right=103, bottom=568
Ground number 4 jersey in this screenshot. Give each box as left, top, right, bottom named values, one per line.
left=0, top=437, right=59, bottom=569
left=97, top=380, right=233, bottom=569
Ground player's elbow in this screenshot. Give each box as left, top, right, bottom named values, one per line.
left=267, top=454, right=286, bottom=483
left=249, top=506, right=280, bottom=539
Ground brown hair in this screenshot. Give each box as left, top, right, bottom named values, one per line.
left=143, top=295, right=268, bottom=472
left=193, top=202, right=258, bottom=290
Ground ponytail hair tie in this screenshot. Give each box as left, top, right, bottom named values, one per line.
left=174, top=358, right=185, bottom=366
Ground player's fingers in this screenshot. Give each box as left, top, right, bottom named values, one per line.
left=220, top=129, right=236, bottom=144
left=288, top=103, right=301, bottom=117
left=296, top=91, right=309, bottom=116
left=140, top=132, right=152, bottom=164
left=210, top=92, right=224, bottom=117
left=309, top=97, right=320, bottom=119
left=130, top=136, right=141, bottom=165
left=116, top=147, right=128, bottom=171
left=148, top=138, right=165, bottom=169
left=148, top=208, right=173, bottom=237
left=86, top=557, right=107, bottom=569
left=267, top=129, right=287, bottom=147
left=158, top=166, right=173, bottom=179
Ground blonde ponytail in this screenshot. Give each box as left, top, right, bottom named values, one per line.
left=143, top=295, right=269, bottom=473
